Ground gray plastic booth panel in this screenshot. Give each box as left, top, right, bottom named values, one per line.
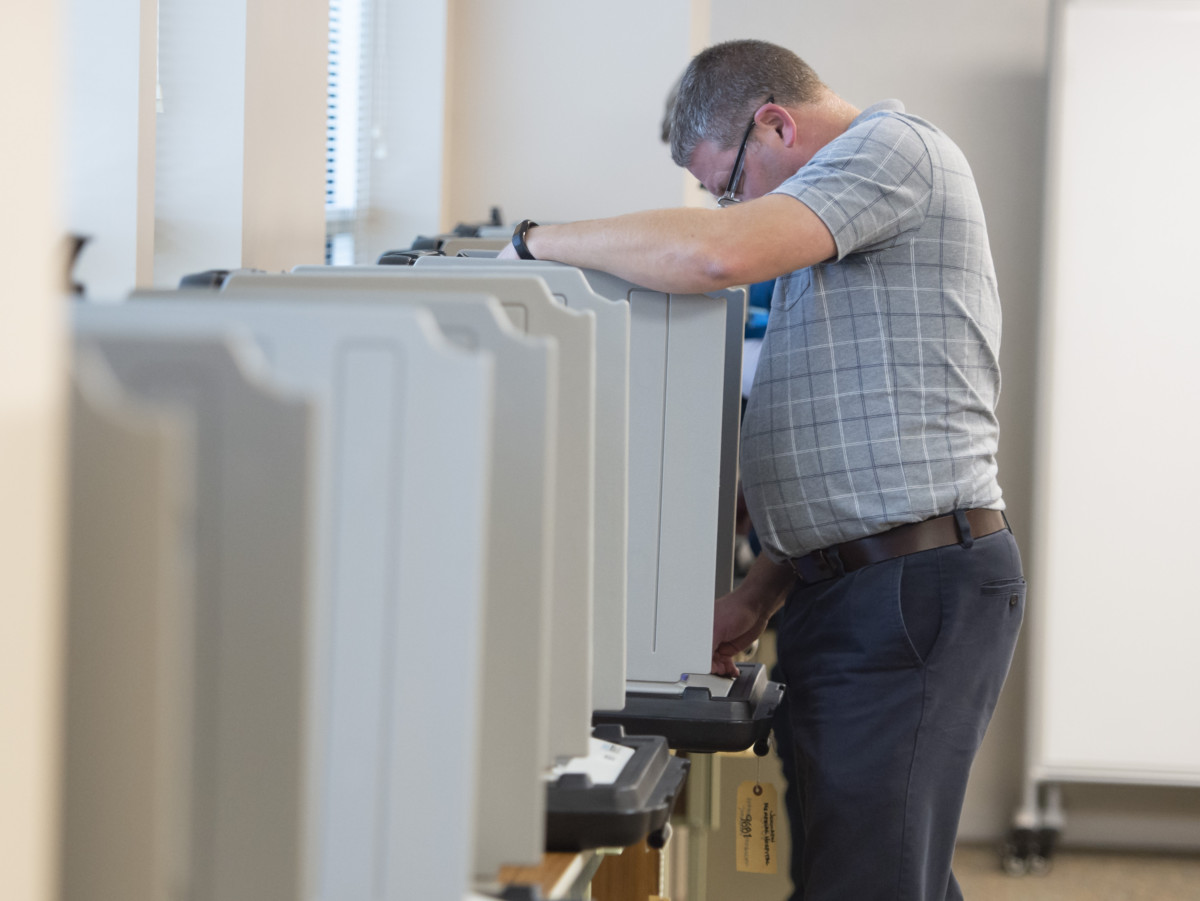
left=68, top=327, right=317, bottom=901
left=75, top=301, right=493, bottom=901
left=217, top=274, right=553, bottom=876
left=289, top=266, right=597, bottom=759
left=411, top=260, right=630, bottom=713
left=440, top=237, right=510, bottom=255
left=417, top=260, right=741, bottom=683
left=570, top=269, right=743, bottom=683
left=64, top=351, right=195, bottom=901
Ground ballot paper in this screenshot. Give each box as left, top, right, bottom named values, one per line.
left=625, top=672, right=736, bottom=699
left=548, top=738, right=636, bottom=786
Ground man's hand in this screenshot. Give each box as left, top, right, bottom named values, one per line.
left=495, top=241, right=520, bottom=260
left=711, top=552, right=796, bottom=677
left=712, top=590, right=773, bottom=676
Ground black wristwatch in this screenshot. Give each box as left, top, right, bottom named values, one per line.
left=511, top=219, right=539, bottom=260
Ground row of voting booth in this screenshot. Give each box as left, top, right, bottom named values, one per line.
left=64, top=247, right=784, bottom=900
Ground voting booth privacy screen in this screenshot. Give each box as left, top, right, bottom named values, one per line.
left=62, top=255, right=746, bottom=898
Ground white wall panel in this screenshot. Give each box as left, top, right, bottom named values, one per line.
left=358, top=0, right=451, bottom=262
left=1031, top=0, right=1200, bottom=785
left=64, top=0, right=157, bottom=295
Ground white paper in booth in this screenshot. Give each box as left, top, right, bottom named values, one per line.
left=548, top=738, right=636, bottom=787
left=624, top=672, right=736, bottom=699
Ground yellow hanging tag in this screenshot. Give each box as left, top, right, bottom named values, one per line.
left=735, top=780, right=779, bottom=874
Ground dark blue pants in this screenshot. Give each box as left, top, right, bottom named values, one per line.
left=773, top=527, right=1025, bottom=900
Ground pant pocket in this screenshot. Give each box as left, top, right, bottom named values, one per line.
left=897, top=552, right=943, bottom=665
left=980, top=576, right=1027, bottom=630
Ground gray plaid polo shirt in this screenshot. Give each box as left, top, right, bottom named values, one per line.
left=741, top=100, right=1005, bottom=560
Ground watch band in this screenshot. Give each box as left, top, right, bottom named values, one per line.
left=511, top=219, right=539, bottom=260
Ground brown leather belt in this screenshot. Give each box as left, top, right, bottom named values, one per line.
left=786, top=508, right=1008, bottom=584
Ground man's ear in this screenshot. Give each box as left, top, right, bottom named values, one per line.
left=756, top=104, right=798, bottom=148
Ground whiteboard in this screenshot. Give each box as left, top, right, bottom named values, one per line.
left=1031, top=0, right=1200, bottom=784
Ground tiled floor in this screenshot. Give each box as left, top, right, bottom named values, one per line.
left=953, top=843, right=1200, bottom=900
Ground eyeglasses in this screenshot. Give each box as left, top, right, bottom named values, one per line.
left=718, top=95, right=774, bottom=208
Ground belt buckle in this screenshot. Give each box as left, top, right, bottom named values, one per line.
left=818, top=546, right=845, bottom=579
left=787, top=556, right=806, bottom=582
left=789, top=546, right=845, bottom=584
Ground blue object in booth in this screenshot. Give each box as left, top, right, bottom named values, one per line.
left=745, top=306, right=769, bottom=340
left=747, top=279, right=775, bottom=328
left=742, top=279, right=774, bottom=400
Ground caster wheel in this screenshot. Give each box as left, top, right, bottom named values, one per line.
left=1001, top=851, right=1029, bottom=877
left=647, top=822, right=672, bottom=849
left=1000, top=827, right=1037, bottom=876
left=1028, top=853, right=1052, bottom=876
left=1029, top=827, right=1059, bottom=875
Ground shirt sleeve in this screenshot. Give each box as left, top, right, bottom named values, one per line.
left=770, top=113, right=934, bottom=261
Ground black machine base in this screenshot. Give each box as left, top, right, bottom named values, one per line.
left=592, top=662, right=784, bottom=755
left=544, top=726, right=689, bottom=852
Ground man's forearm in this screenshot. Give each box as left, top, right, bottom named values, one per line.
left=523, top=208, right=734, bottom=294
left=736, top=551, right=796, bottom=619
left=516, top=195, right=836, bottom=294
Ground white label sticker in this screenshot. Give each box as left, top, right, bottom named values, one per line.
left=549, top=738, right=635, bottom=786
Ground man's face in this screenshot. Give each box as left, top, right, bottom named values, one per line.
left=687, top=134, right=798, bottom=206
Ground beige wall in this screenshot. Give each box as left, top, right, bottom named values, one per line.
left=1, top=3, right=66, bottom=900
left=444, top=0, right=698, bottom=226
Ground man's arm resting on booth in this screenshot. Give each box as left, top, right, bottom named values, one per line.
left=497, top=195, right=835, bottom=294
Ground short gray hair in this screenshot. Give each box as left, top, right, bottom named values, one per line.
left=668, top=40, right=825, bottom=168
